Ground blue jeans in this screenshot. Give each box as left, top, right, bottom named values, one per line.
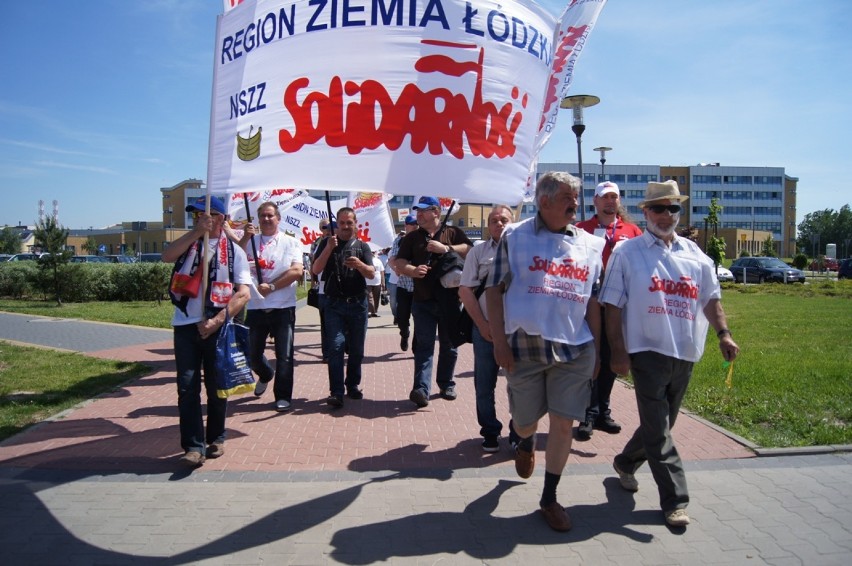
left=473, top=325, right=502, bottom=438
left=246, top=307, right=296, bottom=402
left=173, top=323, right=227, bottom=454
left=411, top=298, right=457, bottom=396
left=324, top=295, right=368, bottom=397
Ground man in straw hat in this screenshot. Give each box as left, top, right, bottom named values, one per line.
left=599, top=180, right=739, bottom=528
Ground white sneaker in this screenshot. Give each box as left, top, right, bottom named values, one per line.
left=665, top=508, right=690, bottom=527
left=613, top=461, right=639, bottom=492
left=254, top=380, right=268, bottom=397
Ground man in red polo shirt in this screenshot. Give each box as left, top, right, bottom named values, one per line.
left=575, top=181, right=642, bottom=440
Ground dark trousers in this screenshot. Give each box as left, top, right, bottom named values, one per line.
left=586, top=312, right=616, bottom=423
left=614, top=351, right=693, bottom=512
left=395, top=287, right=413, bottom=337
left=246, top=307, right=296, bottom=402
left=173, top=323, right=227, bottom=454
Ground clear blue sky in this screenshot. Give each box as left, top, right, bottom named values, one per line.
left=1, top=0, right=849, bottom=229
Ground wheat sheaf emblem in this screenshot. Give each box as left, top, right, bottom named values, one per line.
left=236, top=126, right=262, bottom=161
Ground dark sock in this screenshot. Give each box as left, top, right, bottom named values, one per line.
left=540, top=471, right=561, bottom=507
left=516, top=434, right=535, bottom=453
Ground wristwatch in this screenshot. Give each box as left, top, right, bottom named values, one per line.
left=269, top=283, right=276, bottom=291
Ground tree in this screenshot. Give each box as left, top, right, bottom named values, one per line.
left=796, top=205, right=852, bottom=257
left=760, top=235, right=776, bottom=257
left=704, top=198, right=726, bottom=268
left=33, top=216, right=71, bottom=305
left=82, top=236, right=98, bottom=255
left=0, top=227, right=20, bottom=254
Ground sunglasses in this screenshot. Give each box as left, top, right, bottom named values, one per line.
left=647, top=204, right=682, bottom=214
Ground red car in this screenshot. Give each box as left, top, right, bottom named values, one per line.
left=809, top=258, right=839, bottom=271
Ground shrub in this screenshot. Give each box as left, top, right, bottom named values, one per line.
left=792, top=253, right=808, bottom=270
left=0, top=262, right=39, bottom=298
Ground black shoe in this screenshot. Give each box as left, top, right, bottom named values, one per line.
left=326, top=395, right=344, bottom=408
left=346, top=388, right=364, bottom=400
left=482, top=435, right=500, bottom=453
left=594, top=417, right=622, bottom=434
left=409, top=388, right=429, bottom=408
left=440, top=386, right=457, bottom=401
left=576, top=421, right=593, bottom=441
left=508, top=419, right=520, bottom=450
left=400, top=333, right=409, bottom=352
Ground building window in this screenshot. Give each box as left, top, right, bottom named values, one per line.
left=625, top=190, right=644, bottom=198
left=693, top=175, right=722, bottom=184
left=693, top=191, right=721, bottom=199
left=754, top=176, right=782, bottom=185
left=722, top=191, right=752, bottom=200
left=627, top=174, right=658, bottom=183
left=754, top=191, right=781, bottom=200
left=723, top=175, right=752, bottom=184
left=754, top=207, right=782, bottom=215
left=725, top=206, right=753, bottom=215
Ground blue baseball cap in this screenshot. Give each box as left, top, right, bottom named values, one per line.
left=411, top=196, right=440, bottom=210
left=404, top=214, right=417, bottom=225
left=185, top=195, right=227, bottom=215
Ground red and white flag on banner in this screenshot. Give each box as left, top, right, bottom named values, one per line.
left=222, top=0, right=246, bottom=13
left=209, top=0, right=606, bottom=205
left=227, top=190, right=395, bottom=252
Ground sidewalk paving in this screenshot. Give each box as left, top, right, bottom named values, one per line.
left=0, top=307, right=850, bottom=564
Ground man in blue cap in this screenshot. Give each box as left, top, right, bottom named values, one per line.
left=164, top=194, right=253, bottom=467
left=388, top=214, right=418, bottom=351
left=396, top=196, right=473, bottom=408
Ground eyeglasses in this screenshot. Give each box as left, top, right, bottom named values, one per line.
left=646, top=204, right=682, bottom=214
left=192, top=211, right=223, bottom=218
left=320, top=225, right=330, bottom=231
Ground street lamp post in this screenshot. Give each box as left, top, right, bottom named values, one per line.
left=560, top=95, right=600, bottom=221
left=593, top=146, right=612, bottom=181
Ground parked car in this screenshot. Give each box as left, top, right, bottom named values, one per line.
left=808, top=258, right=839, bottom=271
left=7, top=253, right=42, bottom=262
left=715, top=266, right=734, bottom=282
left=729, top=257, right=805, bottom=283
left=838, top=258, right=852, bottom=280
left=69, top=255, right=110, bottom=263
left=105, top=255, right=136, bottom=264
left=138, top=253, right=163, bottom=263
left=0, top=254, right=12, bottom=262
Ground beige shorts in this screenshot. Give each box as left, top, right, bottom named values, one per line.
left=507, top=342, right=595, bottom=427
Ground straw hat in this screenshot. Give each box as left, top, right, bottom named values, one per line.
left=638, top=180, right=689, bottom=208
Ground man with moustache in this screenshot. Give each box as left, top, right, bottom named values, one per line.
left=575, top=182, right=643, bottom=440
left=600, top=180, right=740, bottom=528
left=311, top=207, right=375, bottom=407
left=239, top=202, right=304, bottom=413
left=486, top=172, right=604, bottom=532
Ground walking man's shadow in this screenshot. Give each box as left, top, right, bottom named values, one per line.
left=329, top=477, right=656, bottom=563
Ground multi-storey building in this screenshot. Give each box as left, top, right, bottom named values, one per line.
left=489, top=162, right=798, bottom=257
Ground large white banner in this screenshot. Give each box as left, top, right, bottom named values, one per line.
left=209, top=0, right=606, bottom=205
left=226, top=189, right=396, bottom=251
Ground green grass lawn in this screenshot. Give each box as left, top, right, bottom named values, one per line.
left=688, top=287, right=852, bottom=447
left=0, top=343, right=148, bottom=440
left=0, top=282, right=849, bottom=447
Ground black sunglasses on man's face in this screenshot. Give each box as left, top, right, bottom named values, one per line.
left=646, top=204, right=681, bottom=214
